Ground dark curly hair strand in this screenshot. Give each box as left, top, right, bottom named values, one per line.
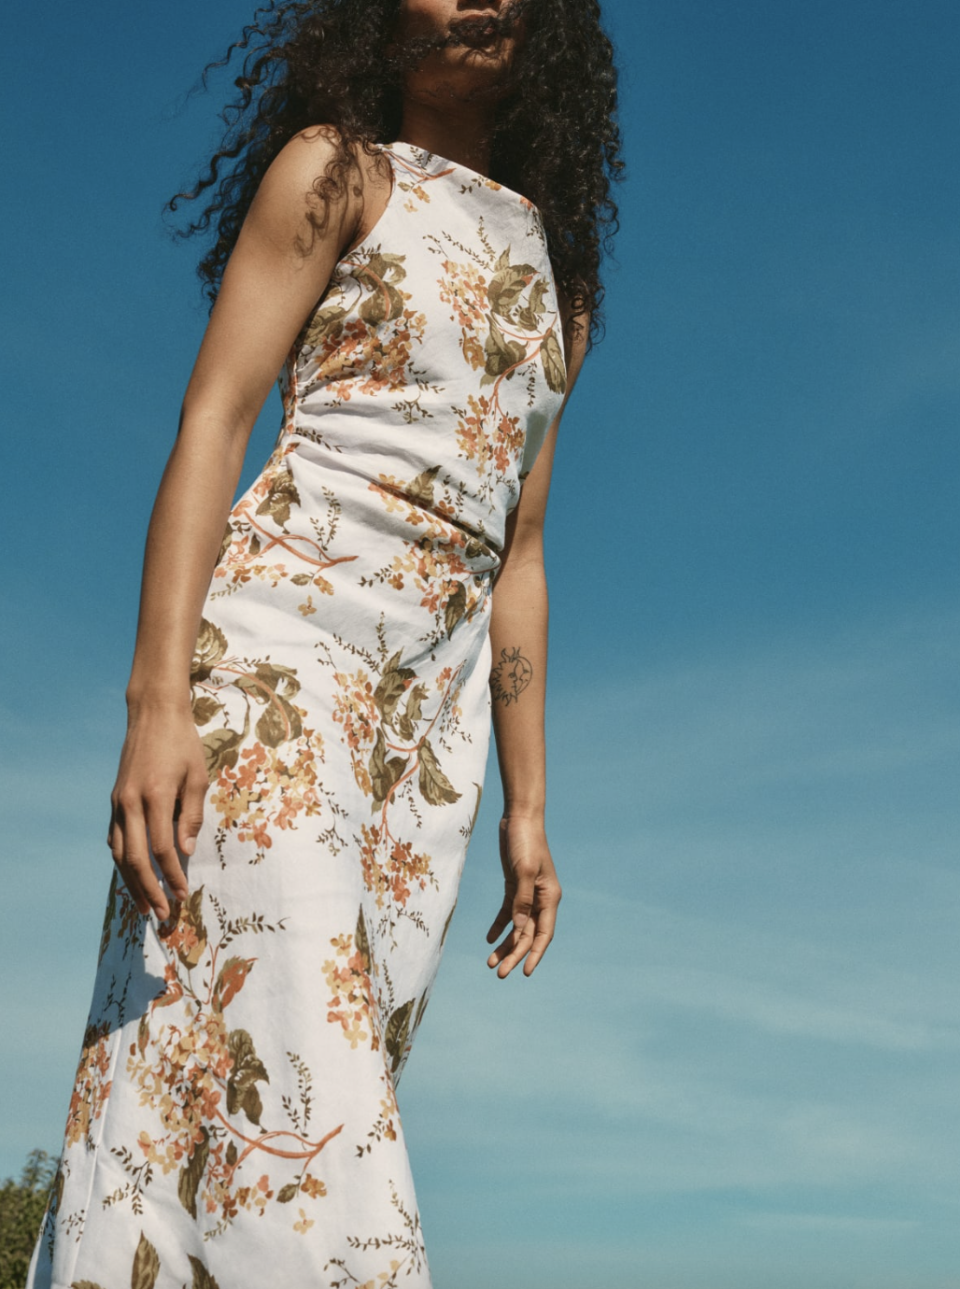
left=168, top=0, right=623, bottom=343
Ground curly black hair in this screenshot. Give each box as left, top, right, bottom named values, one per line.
left=169, top=0, right=623, bottom=343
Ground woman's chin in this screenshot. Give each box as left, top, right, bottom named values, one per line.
left=418, top=43, right=517, bottom=100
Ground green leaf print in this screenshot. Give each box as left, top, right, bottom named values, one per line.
left=374, top=653, right=417, bottom=727
left=367, top=251, right=407, bottom=281
left=406, top=464, right=441, bottom=507
left=418, top=739, right=460, bottom=806
left=191, top=694, right=222, bottom=727
left=372, top=251, right=407, bottom=283
left=186, top=1255, right=223, bottom=1289
left=255, top=463, right=301, bottom=527
left=356, top=253, right=408, bottom=326
left=276, top=1182, right=300, bottom=1204
left=242, top=1083, right=264, bottom=1126
left=384, top=999, right=415, bottom=1074
left=517, top=278, right=549, bottom=331
left=301, top=303, right=346, bottom=351
left=201, top=726, right=244, bottom=782
left=359, top=284, right=404, bottom=327
left=255, top=693, right=304, bottom=748
left=191, top=619, right=228, bottom=684
left=232, top=671, right=273, bottom=703
left=395, top=683, right=427, bottom=742
left=443, top=582, right=468, bottom=636
left=131, top=1230, right=161, bottom=1289
left=227, top=1028, right=270, bottom=1127
left=73, top=1231, right=169, bottom=1289
left=177, top=1128, right=209, bottom=1220
left=482, top=316, right=526, bottom=385
left=355, top=906, right=372, bottom=970
left=487, top=261, right=536, bottom=319
left=252, top=661, right=302, bottom=697
left=369, top=727, right=408, bottom=808
left=464, top=535, right=493, bottom=561
left=220, top=661, right=304, bottom=748
left=540, top=329, right=567, bottom=395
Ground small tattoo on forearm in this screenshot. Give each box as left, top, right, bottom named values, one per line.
left=491, top=646, right=533, bottom=705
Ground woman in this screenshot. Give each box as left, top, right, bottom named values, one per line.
left=30, top=1, right=621, bottom=1283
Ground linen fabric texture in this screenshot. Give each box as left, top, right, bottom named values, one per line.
left=29, top=140, right=566, bottom=1289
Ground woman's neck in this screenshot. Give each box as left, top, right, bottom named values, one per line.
left=396, top=100, right=495, bottom=176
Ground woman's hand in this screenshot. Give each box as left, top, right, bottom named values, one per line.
left=486, top=815, right=562, bottom=978
left=107, top=704, right=209, bottom=921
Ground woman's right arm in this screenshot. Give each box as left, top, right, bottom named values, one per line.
left=109, top=130, right=379, bottom=921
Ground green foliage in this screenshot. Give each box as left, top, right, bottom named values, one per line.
left=0, top=1149, right=57, bottom=1289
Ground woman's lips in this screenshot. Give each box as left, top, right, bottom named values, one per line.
left=448, top=18, right=501, bottom=49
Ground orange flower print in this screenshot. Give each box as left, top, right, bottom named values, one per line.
left=190, top=622, right=339, bottom=863
left=323, top=909, right=380, bottom=1051
left=296, top=249, right=430, bottom=406
left=102, top=889, right=341, bottom=1239
left=212, top=444, right=357, bottom=598
left=65, top=1021, right=113, bottom=1148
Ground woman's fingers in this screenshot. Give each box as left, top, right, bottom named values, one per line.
left=111, top=795, right=166, bottom=917
left=486, top=895, right=513, bottom=944
left=108, top=810, right=151, bottom=917
left=176, top=764, right=208, bottom=859
left=509, top=864, right=537, bottom=937
left=109, top=784, right=193, bottom=921
left=488, top=915, right=537, bottom=978
left=521, top=899, right=559, bottom=976
left=146, top=795, right=188, bottom=911
left=526, top=865, right=561, bottom=976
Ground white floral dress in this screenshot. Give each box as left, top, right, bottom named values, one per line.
left=30, top=140, right=566, bottom=1289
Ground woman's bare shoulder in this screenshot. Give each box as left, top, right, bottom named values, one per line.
left=251, top=126, right=386, bottom=255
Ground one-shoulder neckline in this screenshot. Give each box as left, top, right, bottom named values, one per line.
left=382, top=139, right=540, bottom=217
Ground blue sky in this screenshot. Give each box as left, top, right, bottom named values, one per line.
left=2, top=2, right=959, bottom=1286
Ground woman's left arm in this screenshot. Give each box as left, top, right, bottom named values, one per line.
left=485, top=320, right=588, bottom=977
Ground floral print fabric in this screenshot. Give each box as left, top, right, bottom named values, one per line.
left=29, top=141, right=565, bottom=1289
